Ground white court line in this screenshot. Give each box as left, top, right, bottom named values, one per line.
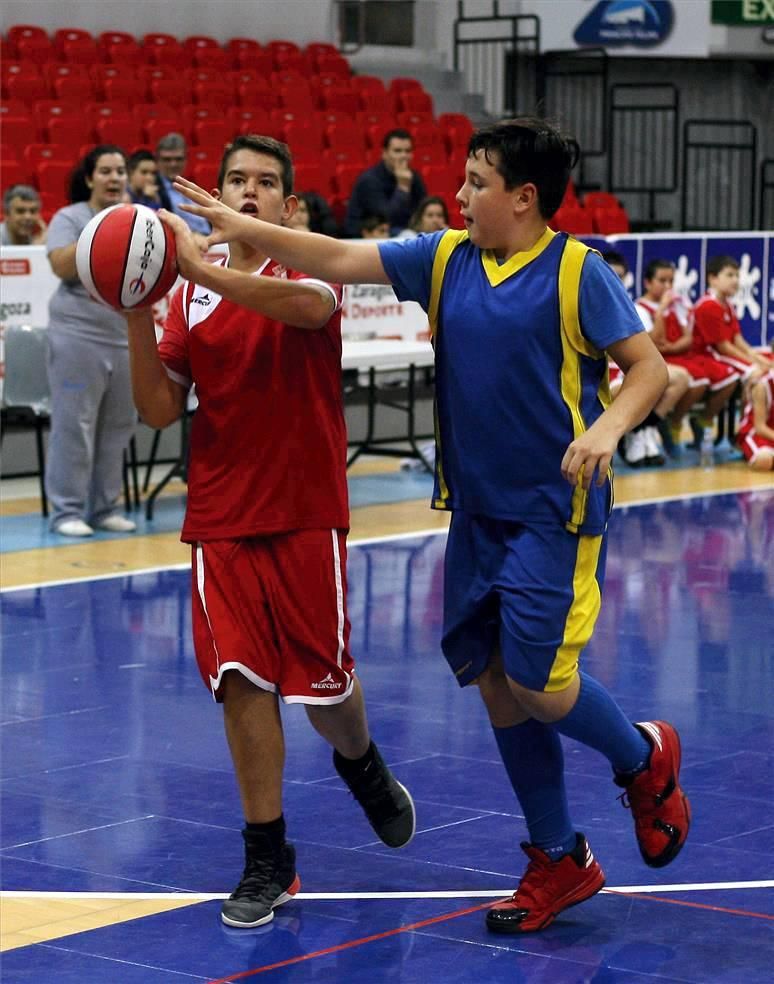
left=4, top=482, right=773, bottom=595
left=2, top=880, right=772, bottom=901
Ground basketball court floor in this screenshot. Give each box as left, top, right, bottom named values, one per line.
left=1, top=458, right=772, bottom=982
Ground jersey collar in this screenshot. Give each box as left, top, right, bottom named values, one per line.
left=481, top=226, right=556, bottom=287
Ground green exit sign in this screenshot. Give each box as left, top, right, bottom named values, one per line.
left=711, top=0, right=774, bottom=24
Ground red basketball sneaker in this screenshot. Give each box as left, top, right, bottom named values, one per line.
left=616, top=720, right=691, bottom=868
left=486, top=834, right=605, bottom=934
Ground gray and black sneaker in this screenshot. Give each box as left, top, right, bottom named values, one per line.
left=221, top=830, right=301, bottom=928
left=334, top=742, right=416, bottom=848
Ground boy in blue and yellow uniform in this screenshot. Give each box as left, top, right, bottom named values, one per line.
left=166, top=118, right=691, bottom=934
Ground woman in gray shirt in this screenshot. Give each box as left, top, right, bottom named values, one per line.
left=46, top=145, right=137, bottom=536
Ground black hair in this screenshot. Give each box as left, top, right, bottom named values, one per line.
left=467, top=117, right=580, bottom=219
left=127, top=149, right=156, bottom=174
left=360, top=212, right=389, bottom=233
left=706, top=254, right=739, bottom=279
left=644, top=258, right=674, bottom=281
left=382, top=128, right=412, bottom=150
left=602, top=249, right=628, bottom=272
left=68, top=144, right=127, bottom=203
left=217, top=134, right=294, bottom=196
left=409, top=195, right=449, bottom=231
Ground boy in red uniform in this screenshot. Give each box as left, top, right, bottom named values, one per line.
left=692, top=255, right=773, bottom=384
left=737, top=370, right=774, bottom=471
left=636, top=259, right=739, bottom=447
left=125, top=136, right=415, bottom=929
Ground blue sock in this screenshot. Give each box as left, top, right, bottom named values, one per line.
left=493, top=719, right=577, bottom=859
left=554, top=672, right=650, bottom=774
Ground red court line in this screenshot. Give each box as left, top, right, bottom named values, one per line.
left=605, top=889, right=774, bottom=921
left=208, top=889, right=774, bottom=982
left=206, top=900, right=495, bottom=983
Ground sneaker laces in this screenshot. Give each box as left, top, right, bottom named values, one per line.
left=230, top=853, right=274, bottom=901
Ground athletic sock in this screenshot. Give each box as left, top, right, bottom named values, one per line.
left=333, top=740, right=376, bottom=781
left=245, top=814, right=286, bottom=852
left=493, top=719, right=576, bottom=859
left=553, top=672, right=650, bottom=774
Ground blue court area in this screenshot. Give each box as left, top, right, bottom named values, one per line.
left=2, top=490, right=773, bottom=982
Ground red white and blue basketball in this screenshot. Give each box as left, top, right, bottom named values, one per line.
left=76, top=203, right=178, bottom=311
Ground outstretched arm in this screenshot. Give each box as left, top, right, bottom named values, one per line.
left=172, top=176, right=392, bottom=286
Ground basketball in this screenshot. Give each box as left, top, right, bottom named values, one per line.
left=76, top=203, right=178, bottom=311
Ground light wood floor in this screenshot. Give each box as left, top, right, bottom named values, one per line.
left=1, top=458, right=772, bottom=951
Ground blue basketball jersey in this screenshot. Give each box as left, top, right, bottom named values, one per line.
left=379, top=228, right=644, bottom=534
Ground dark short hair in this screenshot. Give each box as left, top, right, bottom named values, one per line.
left=217, top=134, right=294, bottom=196
left=382, top=128, right=412, bottom=150
left=69, top=144, right=127, bottom=203
left=706, top=254, right=739, bottom=279
left=127, top=149, right=156, bottom=174
left=360, top=212, right=389, bottom=232
left=467, top=117, right=580, bottom=220
left=644, top=258, right=674, bottom=281
left=410, top=195, right=449, bottom=231
left=602, top=249, right=628, bottom=272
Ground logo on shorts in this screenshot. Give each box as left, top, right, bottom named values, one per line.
left=311, top=672, right=341, bottom=690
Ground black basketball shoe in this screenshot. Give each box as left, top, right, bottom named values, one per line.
left=334, top=741, right=416, bottom=848
left=221, top=829, right=301, bottom=928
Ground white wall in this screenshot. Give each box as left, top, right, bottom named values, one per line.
left=0, top=0, right=336, bottom=45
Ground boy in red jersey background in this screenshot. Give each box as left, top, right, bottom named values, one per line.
left=692, top=255, right=773, bottom=384
left=124, top=135, right=415, bottom=930
left=737, top=371, right=774, bottom=471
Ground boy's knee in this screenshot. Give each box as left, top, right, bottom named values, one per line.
left=506, top=672, right=580, bottom=723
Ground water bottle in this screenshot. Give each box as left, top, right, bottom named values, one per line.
left=699, top=427, right=714, bottom=469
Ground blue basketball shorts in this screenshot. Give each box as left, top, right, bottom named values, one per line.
left=441, top=512, right=608, bottom=692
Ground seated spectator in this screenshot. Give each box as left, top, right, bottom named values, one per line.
left=637, top=259, right=738, bottom=453
left=1, top=185, right=47, bottom=245
left=302, top=190, right=339, bottom=237
left=693, top=255, right=773, bottom=386
left=396, top=195, right=449, bottom=238
left=344, top=128, right=426, bottom=238
left=603, top=251, right=674, bottom=467
left=737, top=370, right=774, bottom=472
left=127, top=150, right=163, bottom=210
left=155, top=133, right=210, bottom=234
left=359, top=212, right=391, bottom=239
left=285, top=192, right=311, bottom=231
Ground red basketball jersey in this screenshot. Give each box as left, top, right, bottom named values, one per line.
left=737, top=371, right=774, bottom=439
left=159, top=256, right=348, bottom=541
left=692, top=292, right=740, bottom=352
left=635, top=297, right=690, bottom=344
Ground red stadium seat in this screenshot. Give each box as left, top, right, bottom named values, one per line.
left=47, top=114, right=95, bottom=146
left=2, top=114, right=39, bottom=151
left=315, top=54, right=350, bottom=80
left=408, top=126, right=444, bottom=150
left=397, top=111, right=434, bottom=130
left=1, top=160, right=29, bottom=188
left=549, top=205, right=594, bottom=235
left=0, top=98, right=29, bottom=121
left=35, top=161, right=73, bottom=197
left=226, top=106, right=273, bottom=136
left=413, top=144, right=447, bottom=168
left=184, top=35, right=221, bottom=55
left=321, top=147, right=360, bottom=176
left=190, top=161, right=220, bottom=191
left=192, top=49, right=231, bottom=71
left=283, top=118, right=323, bottom=153
left=293, top=161, right=329, bottom=196
left=271, top=70, right=311, bottom=93
left=149, top=78, right=189, bottom=107
left=438, top=112, right=474, bottom=152
left=104, top=43, right=144, bottom=68
left=584, top=191, right=620, bottom=210
left=278, top=88, right=316, bottom=114
left=304, top=42, right=339, bottom=65
left=55, top=30, right=99, bottom=66
left=38, top=190, right=66, bottom=219
left=320, top=87, right=360, bottom=114
left=7, top=24, right=50, bottom=46
left=591, top=207, right=630, bottom=235
left=332, top=162, right=362, bottom=198
left=142, top=33, right=187, bottom=70
left=237, top=82, right=281, bottom=111
left=97, top=30, right=138, bottom=48
left=192, top=81, right=233, bottom=110
left=232, top=46, right=273, bottom=74
left=138, top=64, right=178, bottom=85
left=53, top=76, right=96, bottom=102
left=144, top=117, right=188, bottom=146
left=267, top=39, right=301, bottom=59
left=398, top=88, right=433, bottom=113
left=95, top=115, right=143, bottom=148
left=192, top=119, right=231, bottom=149
left=3, top=68, right=48, bottom=104
left=324, top=120, right=365, bottom=151
left=102, top=75, right=138, bottom=103
left=226, top=37, right=262, bottom=59
left=420, top=164, right=460, bottom=198
left=133, top=101, right=177, bottom=122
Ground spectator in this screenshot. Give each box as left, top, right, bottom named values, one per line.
left=397, top=195, right=449, bottom=239
left=636, top=259, right=739, bottom=453
left=155, top=133, right=210, bottom=234
left=302, top=190, right=339, bottom=237
left=359, top=212, right=391, bottom=239
left=344, top=128, right=426, bottom=238
left=0, top=185, right=47, bottom=245
left=693, top=255, right=773, bottom=386
left=737, top=370, right=774, bottom=472
left=601, top=249, right=627, bottom=282
left=45, top=145, right=137, bottom=537
left=285, top=192, right=311, bottom=231
left=127, top=149, right=162, bottom=210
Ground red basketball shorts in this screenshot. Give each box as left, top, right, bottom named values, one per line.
left=738, top=430, right=774, bottom=463
left=191, top=530, right=355, bottom=704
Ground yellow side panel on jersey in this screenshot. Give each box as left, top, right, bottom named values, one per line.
left=428, top=229, right=468, bottom=507
left=545, top=533, right=604, bottom=691
left=558, top=237, right=597, bottom=532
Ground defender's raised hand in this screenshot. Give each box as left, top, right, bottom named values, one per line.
left=172, top=176, right=247, bottom=248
